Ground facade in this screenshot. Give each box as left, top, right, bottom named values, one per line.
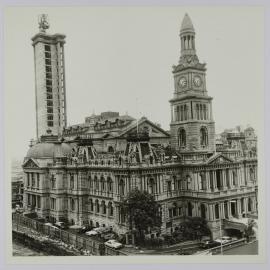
left=22, top=14, right=258, bottom=240
left=32, top=15, right=67, bottom=138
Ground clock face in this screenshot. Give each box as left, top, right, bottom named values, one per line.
left=178, top=77, right=187, bottom=88
left=193, top=75, right=202, bottom=87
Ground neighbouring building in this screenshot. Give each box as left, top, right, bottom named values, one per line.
left=22, top=14, right=258, bottom=240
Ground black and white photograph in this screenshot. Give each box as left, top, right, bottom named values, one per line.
left=3, top=5, right=265, bottom=263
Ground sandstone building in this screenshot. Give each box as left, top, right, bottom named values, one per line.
left=22, top=14, right=258, bottom=239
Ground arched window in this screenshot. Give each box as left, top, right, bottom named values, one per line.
left=108, top=202, right=114, bottom=216
left=119, top=179, right=125, bottom=196
left=250, top=168, right=255, bottom=181
left=88, top=176, right=92, bottom=189
left=107, top=177, right=113, bottom=192
left=176, top=106, right=179, bottom=121
left=201, top=204, right=206, bottom=219
left=215, top=204, right=219, bottom=219
left=184, top=104, right=188, bottom=120
left=203, top=104, right=207, bottom=120
left=196, top=104, right=200, bottom=120
left=188, top=202, right=193, bottom=216
left=199, top=104, right=203, bottom=120
left=101, top=200, right=106, bottom=214
left=148, top=178, right=155, bottom=194
left=89, top=198, right=93, bottom=211
left=94, top=175, right=98, bottom=190
left=108, top=146, right=114, bottom=153
left=71, top=198, right=75, bottom=211
left=200, top=127, right=208, bottom=147
left=180, top=106, right=183, bottom=121
left=178, top=128, right=186, bottom=148
left=101, top=176, right=105, bottom=191
left=95, top=199, right=100, bottom=213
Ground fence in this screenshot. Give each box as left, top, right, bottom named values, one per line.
left=12, top=213, right=127, bottom=256
left=195, top=238, right=247, bottom=255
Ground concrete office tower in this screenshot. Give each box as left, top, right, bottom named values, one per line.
left=32, top=15, right=67, bottom=139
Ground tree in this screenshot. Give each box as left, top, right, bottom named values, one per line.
left=180, top=217, right=211, bottom=240
left=120, top=188, right=161, bottom=241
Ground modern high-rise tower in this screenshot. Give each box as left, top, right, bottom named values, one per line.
left=170, top=14, right=215, bottom=154
left=32, top=15, right=67, bottom=139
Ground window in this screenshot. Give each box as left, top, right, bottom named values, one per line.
left=47, top=115, right=53, bottom=121
left=215, top=204, right=219, bottom=219
left=200, top=127, right=208, bottom=147
left=50, top=198, right=56, bottom=210
left=47, top=121, right=53, bottom=127
left=45, top=59, right=51, bottom=65
left=101, top=177, right=105, bottom=191
left=45, top=52, right=51, bottom=58
left=27, top=173, right=30, bottom=187
left=167, top=181, right=172, bottom=192
left=27, top=194, right=31, bottom=205
left=89, top=199, right=94, bottom=211
left=70, top=198, right=75, bottom=211
left=47, top=100, right=53, bottom=107
left=196, top=104, right=200, bottom=119
left=46, top=86, right=52, bottom=93
left=95, top=200, right=100, bottom=213
left=107, top=177, right=113, bottom=192
left=51, top=175, right=56, bottom=189
left=47, top=94, right=53, bottom=100
left=46, top=73, right=52, bottom=79
left=70, top=174, right=74, bottom=189
left=37, top=174, right=40, bottom=189
left=119, top=179, right=125, bottom=196
left=178, top=128, right=186, bottom=148
left=102, top=201, right=106, bottom=214
left=108, top=202, right=113, bottom=216
left=44, top=44, right=51, bottom=51
left=31, top=173, right=35, bottom=187
left=46, top=80, right=52, bottom=86
left=37, top=196, right=41, bottom=208
left=46, top=66, right=51, bottom=72
left=47, top=107, right=53, bottom=113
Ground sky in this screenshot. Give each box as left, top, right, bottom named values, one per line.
left=4, top=6, right=264, bottom=160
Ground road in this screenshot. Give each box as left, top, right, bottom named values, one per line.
left=223, top=241, right=258, bottom=255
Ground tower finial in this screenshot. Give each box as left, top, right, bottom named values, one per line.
left=180, top=13, right=195, bottom=34
left=38, top=14, right=49, bottom=33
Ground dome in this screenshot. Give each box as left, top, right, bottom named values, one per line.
left=26, top=142, right=73, bottom=159
left=180, top=13, right=195, bottom=33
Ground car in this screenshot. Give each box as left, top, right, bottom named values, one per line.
left=44, top=222, right=58, bottom=229
left=54, top=221, right=68, bottom=230
left=104, top=240, right=123, bottom=249
left=85, top=229, right=99, bottom=236
left=79, top=225, right=93, bottom=234
left=201, top=240, right=221, bottom=249
left=215, top=236, right=233, bottom=245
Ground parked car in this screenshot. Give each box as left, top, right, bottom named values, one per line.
left=54, top=221, right=68, bottom=230
left=85, top=229, right=99, bottom=236
left=215, top=236, right=233, bottom=245
left=105, top=240, right=123, bottom=249
left=79, top=225, right=93, bottom=234
left=202, top=240, right=221, bottom=249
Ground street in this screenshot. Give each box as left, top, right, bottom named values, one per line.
left=223, top=241, right=258, bottom=255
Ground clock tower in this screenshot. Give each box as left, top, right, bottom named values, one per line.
left=170, top=14, right=215, bottom=154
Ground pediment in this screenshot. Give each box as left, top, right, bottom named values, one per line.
left=206, top=153, right=233, bottom=165
left=120, top=119, right=170, bottom=138
left=22, top=158, right=39, bottom=168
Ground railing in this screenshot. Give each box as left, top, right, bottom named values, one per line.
left=195, top=238, right=247, bottom=255
left=12, top=213, right=127, bottom=256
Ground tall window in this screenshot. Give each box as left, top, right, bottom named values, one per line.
left=70, top=174, right=74, bottom=189
left=200, top=127, right=208, bottom=147
left=203, top=104, right=207, bottom=120
left=107, top=177, right=113, bottom=192
left=215, top=204, right=219, bottom=219
left=95, top=200, right=100, bottom=213
left=89, top=198, right=94, bottom=211
left=178, top=128, right=186, bottom=148
left=37, top=174, right=40, bottom=189
left=108, top=202, right=114, bottom=216
left=196, top=104, right=200, bottom=119
left=37, top=196, right=41, bottom=208
left=50, top=198, right=56, bottom=210
left=31, top=173, right=35, bottom=187
left=119, top=179, right=125, bottom=196
left=70, top=198, right=75, bottom=211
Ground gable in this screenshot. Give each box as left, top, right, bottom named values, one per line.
left=22, top=158, right=39, bottom=168
left=120, top=119, right=170, bottom=139
left=206, top=153, right=233, bottom=165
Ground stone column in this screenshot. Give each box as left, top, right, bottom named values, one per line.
left=222, top=170, right=227, bottom=190
left=213, top=171, right=218, bottom=191
left=229, top=170, right=233, bottom=189
left=228, top=201, right=232, bottom=218
left=237, top=199, right=242, bottom=218
left=206, top=171, right=211, bottom=192
left=220, top=202, right=225, bottom=219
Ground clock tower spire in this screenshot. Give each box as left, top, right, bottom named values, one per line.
left=169, top=14, right=216, bottom=155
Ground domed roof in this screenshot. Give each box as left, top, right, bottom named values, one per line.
left=26, top=142, right=73, bottom=159
left=180, top=13, right=195, bottom=33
